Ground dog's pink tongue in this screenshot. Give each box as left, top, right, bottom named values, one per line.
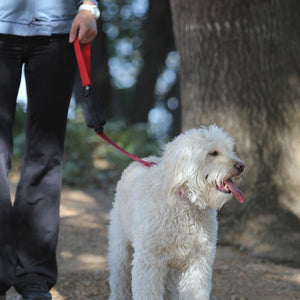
left=224, top=179, right=244, bottom=203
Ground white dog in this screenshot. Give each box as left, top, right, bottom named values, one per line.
left=107, top=125, right=245, bottom=300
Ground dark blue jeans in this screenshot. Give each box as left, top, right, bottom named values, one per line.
left=0, top=34, right=77, bottom=294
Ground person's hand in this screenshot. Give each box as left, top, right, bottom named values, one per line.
left=69, top=9, right=97, bottom=44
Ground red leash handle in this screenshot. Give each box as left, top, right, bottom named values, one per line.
left=73, top=38, right=91, bottom=87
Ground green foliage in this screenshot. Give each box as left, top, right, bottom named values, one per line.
left=11, top=104, right=159, bottom=188
left=96, top=120, right=160, bottom=170
left=63, top=110, right=159, bottom=187
left=62, top=109, right=97, bottom=186
left=11, top=103, right=26, bottom=170
left=11, top=103, right=160, bottom=190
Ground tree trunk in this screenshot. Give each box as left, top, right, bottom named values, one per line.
left=92, top=17, right=112, bottom=117
left=170, top=0, right=300, bottom=264
left=130, top=0, right=174, bottom=123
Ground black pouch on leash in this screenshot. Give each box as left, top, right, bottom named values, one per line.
left=74, top=39, right=106, bottom=133
left=79, top=85, right=106, bottom=133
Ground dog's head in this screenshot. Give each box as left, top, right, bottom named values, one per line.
left=161, top=125, right=245, bottom=210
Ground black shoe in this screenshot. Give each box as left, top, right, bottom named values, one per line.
left=22, top=283, right=52, bottom=300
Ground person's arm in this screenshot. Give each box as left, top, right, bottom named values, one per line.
left=69, top=1, right=99, bottom=44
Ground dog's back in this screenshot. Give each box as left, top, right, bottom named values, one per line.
left=112, top=156, right=161, bottom=240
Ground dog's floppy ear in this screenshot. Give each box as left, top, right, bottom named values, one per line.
left=161, top=135, right=204, bottom=206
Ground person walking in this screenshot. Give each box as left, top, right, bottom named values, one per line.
left=0, top=1, right=100, bottom=299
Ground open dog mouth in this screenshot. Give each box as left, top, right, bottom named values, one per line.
left=217, top=179, right=244, bottom=203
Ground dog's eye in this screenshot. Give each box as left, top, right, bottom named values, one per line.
left=209, top=151, right=219, bottom=156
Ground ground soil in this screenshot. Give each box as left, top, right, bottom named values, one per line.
left=5, top=186, right=300, bottom=300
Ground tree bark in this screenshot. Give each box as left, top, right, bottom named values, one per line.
left=170, top=0, right=300, bottom=264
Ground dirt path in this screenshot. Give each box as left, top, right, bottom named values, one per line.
left=6, top=186, right=300, bottom=300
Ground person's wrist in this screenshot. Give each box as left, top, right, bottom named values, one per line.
left=78, top=2, right=100, bottom=20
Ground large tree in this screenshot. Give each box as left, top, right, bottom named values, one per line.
left=170, top=0, right=300, bottom=264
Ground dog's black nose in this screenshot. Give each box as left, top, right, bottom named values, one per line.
left=234, top=162, right=245, bottom=173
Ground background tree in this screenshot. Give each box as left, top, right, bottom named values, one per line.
left=170, top=0, right=300, bottom=264
left=129, top=0, right=174, bottom=124
left=92, top=13, right=113, bottom=117
left=98, top=0, right=179, bottom=136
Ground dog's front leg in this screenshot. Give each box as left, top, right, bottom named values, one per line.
left=178, top=255, right=214, bottom=300
left=131, top=253, right=168, bottom=300
left=164, top=268, right=179, bottom=300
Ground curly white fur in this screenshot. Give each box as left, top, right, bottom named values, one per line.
left=107, top=125, right=245, bottom=300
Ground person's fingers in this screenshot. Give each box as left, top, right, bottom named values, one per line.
left=69, top=21, right=79, bottom=43
left=69, top=11, right=97, bottom=44
left=78, top=28, right=97, bottom=44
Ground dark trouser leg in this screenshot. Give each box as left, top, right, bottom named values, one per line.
left=0, top=35, right=23, bottom=294
left=13, top=35, right=76, bottom=293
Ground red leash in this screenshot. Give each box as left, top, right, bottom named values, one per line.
left=73, top=39, right=91, bottom=87
left=96, top=132, right=156, bottom=167
left=73, top=39, right=156, bottom=168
